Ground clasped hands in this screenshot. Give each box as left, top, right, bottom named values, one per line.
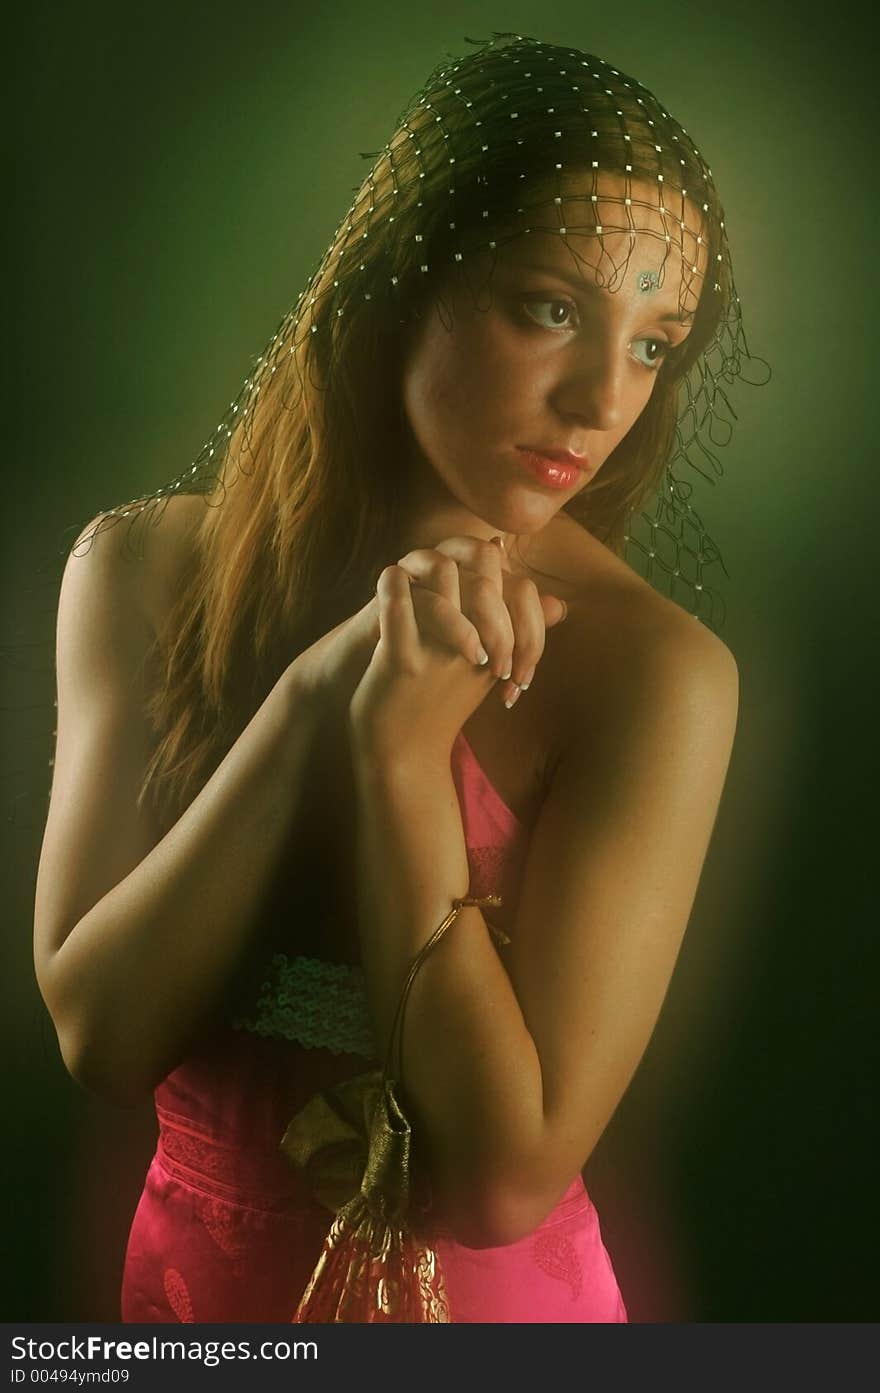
left=347, top=533, right=568, bottom=761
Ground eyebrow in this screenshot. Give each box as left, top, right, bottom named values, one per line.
left=511, top=261, right=697, bottom=324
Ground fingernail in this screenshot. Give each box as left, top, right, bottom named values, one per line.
left=504, top=685, right=521, bottom=709
left=557, top=600, right=569, bottom=622
left=519, top=667, right=535, bottom=691
left=474, top=646, right=490, bottom=667
left=500, top=665, right=512, bottom=682
left=490, top=535, right=506, bottom=551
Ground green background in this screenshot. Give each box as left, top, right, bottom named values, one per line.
left=4, top=0, right=877, bottom=1320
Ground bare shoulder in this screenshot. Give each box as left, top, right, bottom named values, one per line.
left=69, top=492, right=208, bottom=638
left=527, top=514, right=738, bottom=758
left=36, top=493, right=211, bottom=979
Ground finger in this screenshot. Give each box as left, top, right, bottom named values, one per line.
left=488, top=534, right=514, bottom=572
left=541, top=594, right=569, bottom=628
left=498, top=589, right=570, bottom=708
left=395, top=549, right=462, bottom=608
left=375, top=565, right=421, bottom=671
left=397, top=536, right=511, bottom=676
left=498, top=573, right=548, bottom=693
left=438, top=537, right=516, bottom=678
left=433, top=534, right=512, bottom=586
left=409, top=585, right=493, bottom=671
left=457, top=569, right=516, bottom=680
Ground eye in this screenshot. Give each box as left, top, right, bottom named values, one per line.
left=630, top=336, right=670, bottom=371
left=522, top=298, right=579, bottom=330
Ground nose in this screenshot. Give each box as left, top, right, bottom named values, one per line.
left=549, top=337, right=629, bottom=434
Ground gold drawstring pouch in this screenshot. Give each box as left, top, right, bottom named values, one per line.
left=280, top=893, right=506, bottom=1323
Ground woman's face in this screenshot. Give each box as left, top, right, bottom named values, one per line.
left=400, top=174, right=707, bottom=540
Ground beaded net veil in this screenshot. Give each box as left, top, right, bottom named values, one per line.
left=76, top=32, right=767, bottom=631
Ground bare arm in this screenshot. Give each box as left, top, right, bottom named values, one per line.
left=349, top=586, right=739, bottom=1248
left=33, top=512, right=327, bottom=1104
left=33, top=512, right=500, bottom=1105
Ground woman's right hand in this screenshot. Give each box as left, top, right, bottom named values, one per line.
left=288, top=534, right=566, bottom=717
left=394, top=535, right=568, bottom=707
left=288, top=585, right=490, bottom=720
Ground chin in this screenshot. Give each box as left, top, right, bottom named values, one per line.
left=480, top=490, right=567, bottom=536
left=435, top=457, right=572, bottom=537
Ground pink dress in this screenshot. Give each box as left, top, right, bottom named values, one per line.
left=120, top=732, right=628, bottom=1323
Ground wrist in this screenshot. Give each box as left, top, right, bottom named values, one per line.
left=348, top=735, right=454, bottom=799
left=278, top=661, right=325, bottom=727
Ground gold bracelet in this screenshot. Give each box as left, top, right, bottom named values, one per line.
left=383, top=893, right=505, bottom=1085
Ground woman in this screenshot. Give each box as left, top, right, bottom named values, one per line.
left=33, top=33, right=758, bottom=1322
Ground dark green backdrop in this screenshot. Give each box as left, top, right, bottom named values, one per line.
left=5, top=0, right=877, bottom=1321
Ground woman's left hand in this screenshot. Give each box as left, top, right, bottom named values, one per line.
left=347, top=535, right=567, bottom=765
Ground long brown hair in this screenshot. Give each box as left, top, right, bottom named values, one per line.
left=130, top=40, right=732, bottom=827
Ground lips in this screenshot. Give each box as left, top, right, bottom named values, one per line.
left=517, top=444, right=590, bottom=469
left=515, top=447, right=589, bottom=491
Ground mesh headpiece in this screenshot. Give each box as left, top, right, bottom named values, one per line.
left=82, top=32, right=768, bottom=630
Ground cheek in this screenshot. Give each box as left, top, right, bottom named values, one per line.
left=587, top=376, right=660, bottom=473
left=402, top=320, right=504, bottom=447
left=622, top=371, right=661, bottom=431
left=403, top=344, right=462, bottom=433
